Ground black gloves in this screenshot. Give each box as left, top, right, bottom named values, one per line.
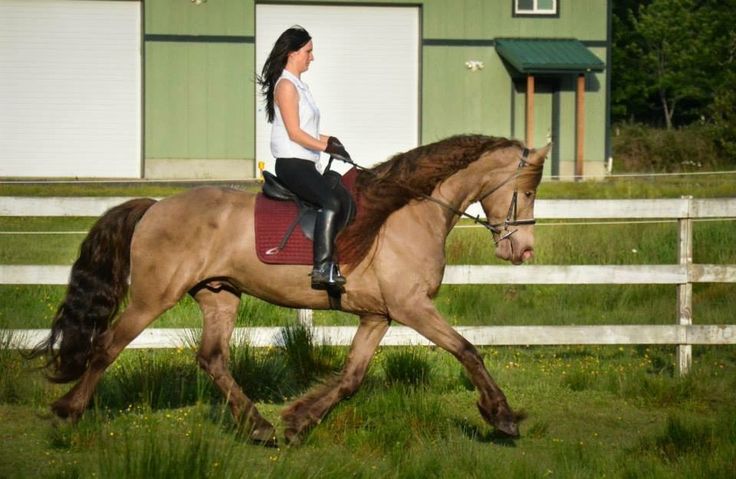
left=324, top=136, right=353, bottom=164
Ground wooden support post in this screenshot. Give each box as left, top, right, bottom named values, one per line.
left=297, top=309, right=313, bottom=327
left=525, top=75, right=535, bottom=148
left=677, top=196, right=693, bottom=376
left=575, top=73, right=586, bottom=180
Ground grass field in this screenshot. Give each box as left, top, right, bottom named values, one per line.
left=1, top=176, right=735, bottom=478
left=1, top=329, right=735, bottom=478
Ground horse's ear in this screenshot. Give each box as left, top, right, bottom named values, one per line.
left=532, top=143, right=552, bottom=165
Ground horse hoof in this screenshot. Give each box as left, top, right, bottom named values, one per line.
left=477, top=402, right=520, bottom=438
left=250, top=426, right=278, bottom=448
left=495, top=420, right=520, bottom=438
left=284, top=428, right=302, bottom=447
left=51, top=401, right=82, bottom=423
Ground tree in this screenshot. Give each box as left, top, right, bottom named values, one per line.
left=613, top=0, right=736, bottom=130
left=710, top=46, right=736, bottom=156
left=611, top=1, right=652, bottom=122
left=634, top=0, right=707, bottom=129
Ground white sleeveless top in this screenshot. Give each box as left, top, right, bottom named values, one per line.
left=270, top=70, right=321, bottom=162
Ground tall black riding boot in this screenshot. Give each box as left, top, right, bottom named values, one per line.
left=311, top=208, right=346, bottom=290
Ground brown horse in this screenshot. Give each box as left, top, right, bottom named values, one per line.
left=32, top=135, right=548, bottom=445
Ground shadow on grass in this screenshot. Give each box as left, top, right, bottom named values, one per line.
left=452, top=418, right=518, bottom=447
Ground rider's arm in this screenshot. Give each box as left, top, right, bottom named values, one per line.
left=274, top=80, right=328, bottom=153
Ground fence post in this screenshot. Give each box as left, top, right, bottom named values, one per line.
left=296, top=309, right=313, bottom=327
left=676, top=196, right=693, bottom=376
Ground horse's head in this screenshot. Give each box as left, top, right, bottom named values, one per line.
left=478, top=144, right=550, bottom=265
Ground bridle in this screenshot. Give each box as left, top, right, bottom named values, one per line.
left=417, top=147, right=537, bottom=244
left=331, top=146, right=538, bottom=245
left=475, top=148, right=537, bottom=243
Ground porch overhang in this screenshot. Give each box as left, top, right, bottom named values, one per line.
left=495, top=38, right=605, bottom=75
left=496, top=39, right=604, bottom=179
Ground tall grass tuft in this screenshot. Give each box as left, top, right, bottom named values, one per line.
left=279, top=323, right=342, bottom=390
left=96, top=350, right=207, bottom=411
left=653, top=414, right=714, bottom=460
left=0, top=329, right=20, bottom=401
left=607, top=370, right=702, bottom=407
left=0, top=330, right=40, bottom=404
left=562, top=368, right=595, bottom=392
left=625, top=406, right=736, bottom=477
left=321, top=385, right=450, bottom=454
left=228, top=339, right=290, bottom=402
left=95, top=420, right=240, bottom=479
left=382, top=348, right=433, bottom=387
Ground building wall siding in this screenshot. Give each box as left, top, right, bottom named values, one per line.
left=145, top=42, right=253, bottom=160
left=422, top=0, right=607, bottom=40
left=422, top=45, right=513, bottom=143
left=140, top=0, right=609, bottom=178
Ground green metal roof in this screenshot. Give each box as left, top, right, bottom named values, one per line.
left=495, top=39, right=605, bottom=74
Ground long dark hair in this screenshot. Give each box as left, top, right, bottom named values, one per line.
left=257, top=26, right=312, bottom=123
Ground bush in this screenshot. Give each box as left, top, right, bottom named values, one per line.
left=612, top=123, right=728, bottom=173
left=711, top=80, right=736, bottom=160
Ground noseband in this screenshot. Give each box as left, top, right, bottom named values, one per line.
left=474, top=148, right=537, bottom=244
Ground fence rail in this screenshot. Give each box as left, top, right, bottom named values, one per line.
left=5, top=325, right=735, bottom=350
left=2, top=197, right=736, bottom=219
left=2, top=196, right=735, bottom=375
left=3, top=264, right=736, bottom=286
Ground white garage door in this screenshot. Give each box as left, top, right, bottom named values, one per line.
left=0, top=0, right=141, bottom=178
left=255, top=4, right=419, bottom=175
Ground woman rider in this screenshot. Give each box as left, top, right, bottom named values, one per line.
left=257, top=26, right=351, bottom=290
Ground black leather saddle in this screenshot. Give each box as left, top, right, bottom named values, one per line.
left=261, top=169, right=356, bottom=252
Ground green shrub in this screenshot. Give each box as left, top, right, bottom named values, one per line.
left=612, top=123, right=728, bottom=173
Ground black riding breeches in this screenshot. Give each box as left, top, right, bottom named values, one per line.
left=274, top=158, right=341, bottom=213
left=275, top=157, right=342, bottom=265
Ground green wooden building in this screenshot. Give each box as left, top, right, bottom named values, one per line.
left=0, top=0, right=609, bottom=179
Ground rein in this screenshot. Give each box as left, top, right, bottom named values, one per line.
left=332, top=147, right=536, bottom=244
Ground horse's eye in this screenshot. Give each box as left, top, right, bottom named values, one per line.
left=524, top=191, right=534, bottom=198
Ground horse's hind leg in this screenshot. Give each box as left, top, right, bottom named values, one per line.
left=194, top=287, right=276, bottom=445
left=281, top=314, right=389, bottom=445
left=51, top=301, right=168, bottom=420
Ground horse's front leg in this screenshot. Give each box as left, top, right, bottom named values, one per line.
left=281, top=314, right=389, bottom=445
left=388, top=297, right=520, bottom=437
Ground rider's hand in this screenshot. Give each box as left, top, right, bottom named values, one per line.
left=325, top=136, right=353, bottom=163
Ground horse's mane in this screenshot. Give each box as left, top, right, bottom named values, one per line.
left=337, top=134, right=524, bottom=269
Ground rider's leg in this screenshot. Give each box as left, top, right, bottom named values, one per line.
left=275, top=158, right=345, bottom=289
left=310, top=206, right=345, bottom=289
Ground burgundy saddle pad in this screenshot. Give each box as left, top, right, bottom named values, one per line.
left=254, top=168, right=359, bottom=265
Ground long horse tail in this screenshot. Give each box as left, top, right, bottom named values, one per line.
left=28, top=198, right=157, bottom=383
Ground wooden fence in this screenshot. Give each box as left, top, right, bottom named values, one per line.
left=2, top=196, right=735, bottom=375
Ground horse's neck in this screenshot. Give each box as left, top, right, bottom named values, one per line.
left=429, top=163, right=487, bottom=233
